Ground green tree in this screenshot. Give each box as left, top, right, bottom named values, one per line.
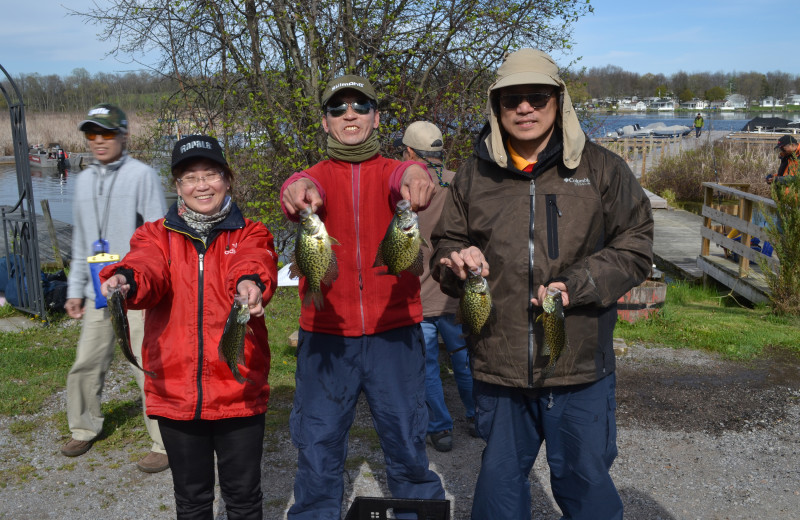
left=655, top=84, right=669, bottom=97
left=760, top=179, right=800, bottom=316
left=678, top=88, right=694, bottom=102
left=704, top=86, right=727, bottom=101
left=71, top=0, right=594, bottom=257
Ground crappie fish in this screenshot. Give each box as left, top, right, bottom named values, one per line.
left=373, top=199, right=429, bottom=276
left=458, top=269, right=493, bottom=336
left=537, top=287, right=566, bottom=379
left=289, top=207, right=340, bottom=310
left=107, top=286, right=154, bottom=377
left=218, top=295, right=251, bottom=384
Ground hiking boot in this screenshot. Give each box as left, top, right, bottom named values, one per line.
left=427, top=430, right=452, bottom=452
left=136, top=451, right=170, bottom=473
left=61, top=438, right=94, bottom=457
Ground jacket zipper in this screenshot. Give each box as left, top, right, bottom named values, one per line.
left=352, top=163, right=366, bottom=334
left=528, top=180, right=536, bottom=388
left=194, top=252, right=205, bottom=419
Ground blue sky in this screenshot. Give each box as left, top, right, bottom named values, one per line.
left=1, top=0, right=797, bottom=79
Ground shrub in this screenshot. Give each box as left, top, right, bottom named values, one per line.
left=759, top=177, right=800, bottom=316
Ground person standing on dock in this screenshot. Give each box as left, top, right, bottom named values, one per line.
left=431, top=48, right=654, bottom=520
left=694, top=113, right=704, bottom=138
left=767, top=135, right=799, bottom=184
left=61, top=103, right=169, bottom=473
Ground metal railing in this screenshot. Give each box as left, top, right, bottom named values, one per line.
left=1, top=64, right=47, bottom=319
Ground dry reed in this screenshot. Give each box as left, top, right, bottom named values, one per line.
left=0, top=111, right=150, bottom=156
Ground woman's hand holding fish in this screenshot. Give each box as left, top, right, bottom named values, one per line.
left=282, top=178, right=322, bottom=218
left=531, top=282, right=570, bottom=307
left=101, top=274, right=130, bottom=298
left=440, top=247, right=490, bottom=280
left=400, top=164, right=435, bottom=211
left=237, top=279, right=264, bottom=318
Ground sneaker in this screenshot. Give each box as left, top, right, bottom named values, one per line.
left=61, top=438, right=94, bottom=457
left=136, top=451, right=170, bottom=473
left=427, top=430, right=453, bottom=452
left=466, top=417, right=480, bottom=438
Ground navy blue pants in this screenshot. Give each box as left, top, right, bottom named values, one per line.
left=288, top=325, right=444, bottom=519
left=157, top=414, right=265, bottom=520
left=471, top=374, right=622, bottom=520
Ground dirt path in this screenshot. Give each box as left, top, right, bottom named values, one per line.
left=1, top=341, right=798, bottom=519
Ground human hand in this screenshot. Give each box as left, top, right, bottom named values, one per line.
left=101, top=274, right=130, bottom=298
left=282, top=178, right=322, bottom=218
left=64, top=298, right=84, bottom=319
left=439, top=246, right=489, bottom=280
left=400, top=164, right=435, bottom=211
left=531, top=282, right=570, bottom=307
left=237, top=280, right=265, bottom=318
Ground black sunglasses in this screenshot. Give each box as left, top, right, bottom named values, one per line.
left=498, top=92, right=555, bottom=110
left=325, top=100, right=374, bottom=118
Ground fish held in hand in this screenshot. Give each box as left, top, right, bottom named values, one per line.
left=537, top=287, right=566, bottom=379
left=458, top=269, right=493, bottom=337
left=218, top=295, right=252, bottom=384
left=289, top=207, right=340, bottom=310
left=108, top=286, right=155, bottom=377
left=373, top=199, right=429, bottom=276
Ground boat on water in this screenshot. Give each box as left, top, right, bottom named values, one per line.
left=28, top=143, right=70, bottom=170
left=606, top=122, right=691, bottom=139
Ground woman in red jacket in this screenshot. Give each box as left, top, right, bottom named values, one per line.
left=100, top=135, right=277, bottom=520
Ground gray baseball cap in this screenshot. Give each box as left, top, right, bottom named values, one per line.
left=321, top=75, right=377, bottom=107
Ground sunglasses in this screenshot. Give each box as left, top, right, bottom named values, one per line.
left=325, top=100, right=374, bottom=118
left=84, top=129, right=118, bottom=140
left=498, top=92, right=555, bottom=110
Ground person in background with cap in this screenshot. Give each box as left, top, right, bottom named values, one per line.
left=394, top=121, right=477, bottom=453
left=767, top=134, right=799, bottom=185
left=99, top=135, right=278, bottom=519
left=431, top=49, right=653, bottom=519
left=61, top=103, right=169, bottom=473
left=281, top=75, right=444, bottom=519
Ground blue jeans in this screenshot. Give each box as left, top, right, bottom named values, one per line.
left=471, top=374, right=622, bottom=520
left=422, top=315, right=475, bottom=434
left=288, top=326, right=444, bottom=520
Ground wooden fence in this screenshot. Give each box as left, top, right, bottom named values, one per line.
left=697, top=182, right=777, bottom=304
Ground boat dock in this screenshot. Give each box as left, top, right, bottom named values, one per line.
left=0, top=205, right=72, bottom=268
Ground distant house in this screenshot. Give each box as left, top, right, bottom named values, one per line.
left=680, top=99, right=708, bottom=110
left=649, top=99, right=677, bottom=111
left=786, top=94, right=800, bottom=106
left=618, top=100, right=647, bottom=111
left=760, top=96, right=783, bottom=108
left=720, top=94, right=747, bottom=111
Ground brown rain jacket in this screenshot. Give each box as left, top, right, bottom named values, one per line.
left=431, top=124, right=654, bottom=389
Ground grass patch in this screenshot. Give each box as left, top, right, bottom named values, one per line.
left=616, top=281, right=800, bottom=359
left=265, top=287, right=302, bottom=388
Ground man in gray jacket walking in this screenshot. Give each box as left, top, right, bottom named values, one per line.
left=61, top=103, right=169, bottom=473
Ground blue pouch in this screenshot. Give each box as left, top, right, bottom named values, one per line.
left=87, top=253, right=119, bottom=309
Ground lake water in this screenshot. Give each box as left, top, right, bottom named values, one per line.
left=583, top=111, right=800, bottom=138
left=1, top=164, right=76, bottom=225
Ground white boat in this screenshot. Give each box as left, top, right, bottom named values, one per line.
left=606, top=122, right=691, bottom=139
left=28, top=143, right=71, bottom=169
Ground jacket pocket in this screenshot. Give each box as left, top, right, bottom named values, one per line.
left=545, top=194, right=560, bottom=259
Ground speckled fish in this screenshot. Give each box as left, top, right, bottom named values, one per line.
left=373, top=199, right=429, bottom=276
left=218, top=295, right=251, bottom=384
left=458, top=269, right=493, bottom=336
left=289, top=207, right=340, bottom=310
left=537, top=287, right=566, bottom=378
left=108, top=286, right=155, bottom=377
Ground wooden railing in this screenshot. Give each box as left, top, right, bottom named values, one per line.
left=698, top=182, right=777, bottom=303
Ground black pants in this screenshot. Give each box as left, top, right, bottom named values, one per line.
left=157, top=414, right=265, bottom=520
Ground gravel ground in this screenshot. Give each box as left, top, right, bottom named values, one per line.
left=1, top=339, right=798, bottom=519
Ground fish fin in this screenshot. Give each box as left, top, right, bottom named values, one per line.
left=322, top=253, right=339, bottom=286
left=407, top=249, right=425, bottom=277
left=288, top=253, right=302, bottom=279
left=329, top=235, right=341, bottom=246
left=421, top=236, right=432, bottom=250
left=303, top=289, right=324, bottom=310
left=373, top=244, right=386, bottom=268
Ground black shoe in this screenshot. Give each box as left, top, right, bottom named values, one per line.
left=427, top=430, right=453, bottom=452
left=466, top=417, right=480, bottom=438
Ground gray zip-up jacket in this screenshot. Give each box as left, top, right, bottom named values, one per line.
left=431, top=124, right=653, bottom=389
left=67, top=153, right=167, bottom=301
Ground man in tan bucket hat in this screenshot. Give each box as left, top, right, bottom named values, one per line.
left=431, top=49, right=654, bottom=519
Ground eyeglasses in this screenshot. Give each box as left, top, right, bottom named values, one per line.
left=325, top=100, right=374, bottom=118
left=84, top=130, right=118, bottom=140
left=177, top=171, right=224, bottom=187
left=498, top=92, right=555, bottom=110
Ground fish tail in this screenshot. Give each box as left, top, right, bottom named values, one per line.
left=304, top=289, right=324, bottom=310
left=232, top=366, right=251, bottom=385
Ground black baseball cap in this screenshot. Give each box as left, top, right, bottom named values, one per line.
left=776, top=134, right=798, bottom=149
left=171, top=135, right=228, bottom=170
